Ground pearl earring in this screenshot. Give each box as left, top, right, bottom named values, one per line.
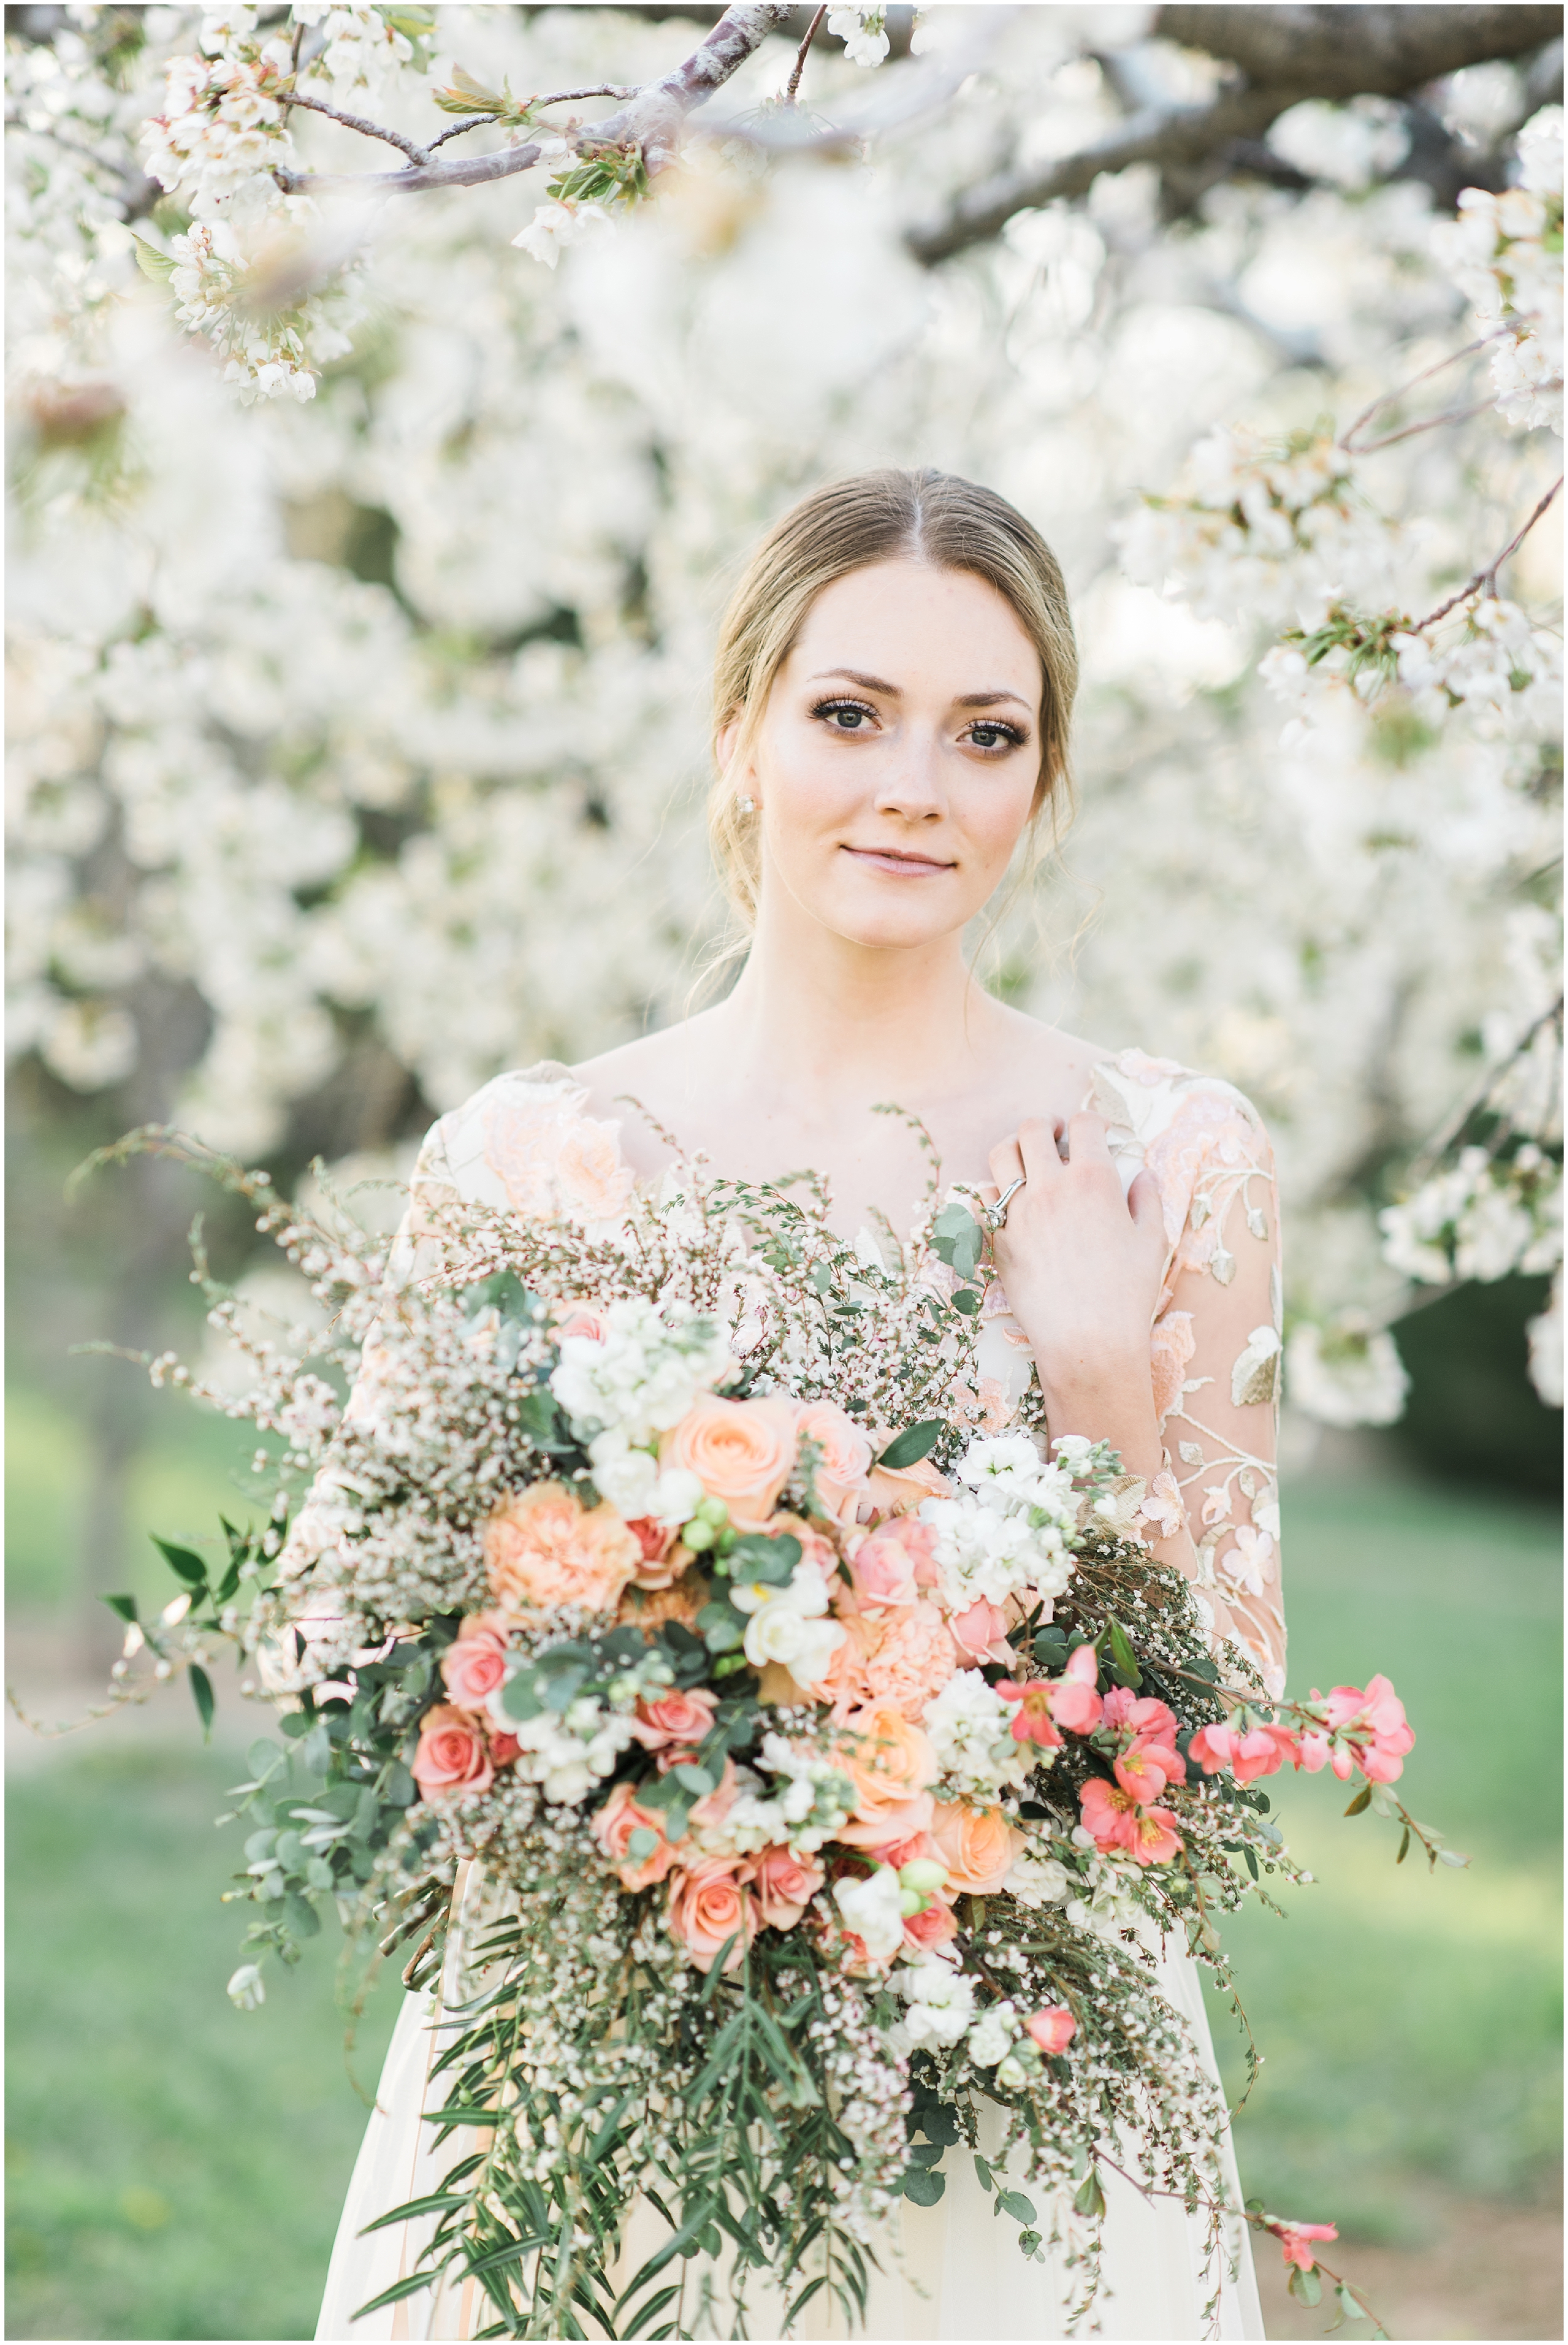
left=737, top=795, right=756, bottom=815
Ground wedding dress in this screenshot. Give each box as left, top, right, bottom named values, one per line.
left=315, top=1052, right=1283, bottom=2343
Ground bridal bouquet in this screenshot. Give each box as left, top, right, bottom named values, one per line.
left=86, top=1125, right=1457, bottom=2338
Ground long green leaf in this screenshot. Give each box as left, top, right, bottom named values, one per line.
left=188, top=1663, right=215, bottom=1739
left=358, top=2191, right=472, bottom=2234
left=152, top=1534, right=209, bottom=1588
left=876, top=1418, right=944, bottom=1469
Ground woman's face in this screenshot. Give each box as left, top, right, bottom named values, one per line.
left=728, top=558, right=1046, bottom=954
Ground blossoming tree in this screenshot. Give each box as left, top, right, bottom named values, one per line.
left=6, top=4, right=1563, bottom=1622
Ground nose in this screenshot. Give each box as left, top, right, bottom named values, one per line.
left=872, top=724, right=946, bottom=824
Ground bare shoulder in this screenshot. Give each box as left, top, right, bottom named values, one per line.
left=982, top=1000, right=1120, bottom=1105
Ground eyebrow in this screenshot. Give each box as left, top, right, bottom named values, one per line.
left=807, top=667, right=1034, bottom=713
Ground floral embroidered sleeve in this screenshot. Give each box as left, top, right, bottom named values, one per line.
left=1092, top=1056, right=1286, bottom=1699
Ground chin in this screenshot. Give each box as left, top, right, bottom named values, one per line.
left=818, top=883, right=968, bottom=952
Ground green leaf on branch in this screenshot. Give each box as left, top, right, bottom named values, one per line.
left=1288, top=2263, right=1323, bottom=2307
left=1105, top=1617, right=1142, bottom=1688
left=931, top=1200, right=983, bottom=1280
left=997, top=2189, right=1037, bottom=2225
left=901, top=2167, right=946, bottom=2206
left=153, top=1536, right=209, bottom=1589
left=1396, top=1825, right=1410, bottom=1864
left=1343, top=1785, right=1372, bottom=1816
left=876, top=1420, right=944, bottom=1470
left=189, top=1664, right=215, bottom=1739
left=132, top=235, right=176, bottom=283
left=1337, top=2282, right=1370, bottom=2321
left=1074, top=2170, right=1106, bottom=2217
left=102, top=1593, right=137, bottom=1624
left=973, top=2153, right=994, bottom=2193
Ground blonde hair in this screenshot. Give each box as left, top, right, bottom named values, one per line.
left=707, top=467, right=1079, bottom=927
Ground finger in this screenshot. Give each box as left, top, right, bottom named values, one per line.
left=1128, top=1166, right=1168, bottom=1244
left=1064, top=1110, right=1113, bottom=1167
left=988, top=1135, right=1025, bottom=1189
left=1014, top=1117, right=1066, bottom=1180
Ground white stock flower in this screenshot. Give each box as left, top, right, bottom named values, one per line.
left=1003, top=1848, right=1071, bottom=1910
left=835, top=1864, right=905, bottom=1962
left=923, top=1669, right=1032, bottom=1797
left=894, top=1949, right=977, bottom=2044
left=586, top=1429, right=660, bottom=1516
left=967, top=1999, right=1020, bottom=2068
left=551, top=1300, right=729, bottom=1445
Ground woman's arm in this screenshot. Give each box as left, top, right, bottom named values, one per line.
left=985, top=1103, right=1285, bottom=1696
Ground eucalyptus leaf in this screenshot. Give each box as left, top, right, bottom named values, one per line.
left=901, top=2167, right=946, bottom=2207
left=876, top=1419, right=943, bottom=1471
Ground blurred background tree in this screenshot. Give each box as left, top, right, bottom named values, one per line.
left=4, top=14, right=1562, bottom=2329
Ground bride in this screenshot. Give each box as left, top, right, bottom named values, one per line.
left=317, top=468, right=1282, bottom=2341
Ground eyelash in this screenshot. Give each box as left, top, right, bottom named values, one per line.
left=808, top=698, right=1027, bottom=753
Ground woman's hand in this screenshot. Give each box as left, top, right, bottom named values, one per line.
left=982, top=1111, right=1168, bottom=1464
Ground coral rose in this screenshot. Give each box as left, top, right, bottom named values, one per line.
left=902, top=1898, right=959, bottom=1952
left=834, top=1701, right=937, bottom=1848
left=438, top=1612, right=512, bottom=1710
left=592, top=1780, right=677, bottom=1891
left=795, top=1400, right=874, bottom=1523
left=930, top=1799, right=1025, bottom=1894
left=666, top=1858, right=760, bottom=1973
left=630, top=1686, right=718, bottom=1758
left=412, top=1705, right=494, bottom=1802
left=484, top=1482, right=640, bottom=1615
left=750, top=1844, right=825, bottom=1930
left=1025, top=2006, right=1077, bottom=2055
left=663, top=1395, right=798, bottom=1530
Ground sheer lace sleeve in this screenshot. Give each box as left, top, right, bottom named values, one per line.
left=1093, top=1055, right=1286, bottom=1699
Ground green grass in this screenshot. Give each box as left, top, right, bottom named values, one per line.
left=5, top=1386, right=1560, bottom=2336
left=1213, top=1477, right=1562, bottom=2241
left=6, top=1741, right=400, bottom=2341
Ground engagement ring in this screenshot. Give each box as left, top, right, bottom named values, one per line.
left=983, top=1175, right=1026, bottom=1233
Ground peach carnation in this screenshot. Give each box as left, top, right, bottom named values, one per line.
left=666, top=1857, right=760, bottom=1973
left=663, top=1394, right=798, bottom=1530
left=484, top=1482, right=641, bottom=1614
left=438, top=1612, right=512, bottom=1710
left=861, top=1600, right=958, bottom=1721
left=411, top=1705, right=494, bottom=1802
left=592, top=1780, right=677, bottom=1891
left=834, top=1701, right=937, bottom=1848
left=930, top=1799, right=1025, bottom=1894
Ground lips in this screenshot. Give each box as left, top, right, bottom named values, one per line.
left=842, top=845, right=955, bottom=875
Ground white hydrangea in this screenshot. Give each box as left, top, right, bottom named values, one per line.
left=894, top=1950, right=977, bottom=2045
left=923, top=1669, right=1032, bottom=1798
left=550, top=1299, right=731, bottom=1446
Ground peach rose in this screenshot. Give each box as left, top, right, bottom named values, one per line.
left=666, top=1857, right=760, bottom=1973
left=630, top=1686, right=718, bottom=1757
left=930, top=1799, right=1025, bottom=1895
left=834, top=1701, right=938, bottom=1848
left=751, top=1844, right=826, bottom=1930
left=438, top=1612, right=512, bottom=1710
left=625, top=1516, right=691, bottom=1592
left=553, top=1301, right=610, bottom=1344
left=902, top=1898, right=958, bottom=1952
left=663, top=1395, right=798, bottom=1529
left=861, top=1601, right=958, bottom=1722
left=592, top=1780, right=678, bottom=1891
left=849, top=1521, right=923, bottom=1607
left=795, top=1400, right=874, bottom=1523
left=949, top=1597, right=1012, bottom=1663
left=484, top=1482, right=641, bottom=1614
left=412, top=1704, right=494, bottom=1802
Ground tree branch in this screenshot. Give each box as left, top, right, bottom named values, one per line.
left=272, top=4, right=793, bottom=198
left=785, top=6, right=827, bottom=105
left=1411, top=474, right=1563, bottom=630
left=908, top=4, right=1564, bottom=267
left=283, top=85, right=432, bottom=167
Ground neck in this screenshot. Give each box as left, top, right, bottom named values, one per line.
left=718, top=893, right=1000, bottom=1110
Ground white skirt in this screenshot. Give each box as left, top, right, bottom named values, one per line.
left=317, top=1906, right=1263, bottom=2344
